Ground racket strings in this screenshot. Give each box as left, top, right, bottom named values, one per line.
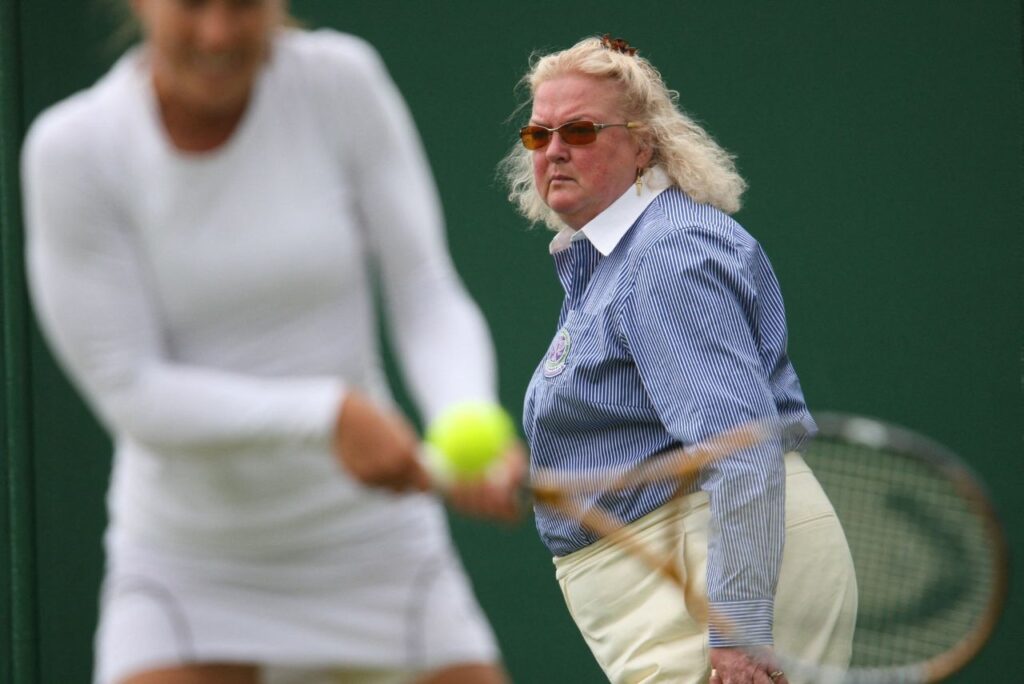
left=802, top=438, right=998, bottom=671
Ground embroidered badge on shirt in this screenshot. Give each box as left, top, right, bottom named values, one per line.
left=543, top=328, right=571, bottom=377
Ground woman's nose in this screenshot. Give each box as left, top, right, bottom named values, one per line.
left=544, top=131, right=570, bottom=162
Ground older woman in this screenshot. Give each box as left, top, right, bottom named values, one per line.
left=21, top=1, right=522, bottom=683
left=500, top=35, right=857, bottom=684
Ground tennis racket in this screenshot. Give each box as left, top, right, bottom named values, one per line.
left=790, top=412, right=1010, bottom=683
left=525, top=413, right=1009, bottom=684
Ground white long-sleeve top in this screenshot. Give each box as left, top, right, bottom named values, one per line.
left=22, top=29, right=497, bottom=555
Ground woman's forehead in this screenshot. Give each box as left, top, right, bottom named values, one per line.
left=532, top=74, right=623, bottom=117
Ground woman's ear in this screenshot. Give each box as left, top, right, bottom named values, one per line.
left=637, top=139, right=654, bottom=169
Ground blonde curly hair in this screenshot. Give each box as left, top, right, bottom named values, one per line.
left=498, top=35, right=747, bottom=230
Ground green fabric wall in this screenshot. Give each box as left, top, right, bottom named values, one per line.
left=2, top=1, right=1021, bottom=682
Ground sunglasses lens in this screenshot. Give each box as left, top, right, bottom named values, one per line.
left=520, top=126, right=550, bottom=150
left=519, top=121, right=603, bottom=149
left=560, top=121, right=599, bottom=145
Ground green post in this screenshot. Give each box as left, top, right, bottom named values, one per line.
left=0, top=0, right=38, bottom=682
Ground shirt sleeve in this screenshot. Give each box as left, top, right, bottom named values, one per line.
left=326, top=35, right=498, bottom=423
left=619, top=224, right=786, bottom=647
left=21, top=110, right=345, bottom=457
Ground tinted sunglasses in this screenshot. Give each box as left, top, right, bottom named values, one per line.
left=519, top=120, right=638, bottom=150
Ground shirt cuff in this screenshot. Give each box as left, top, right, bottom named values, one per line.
left=707, top=598, right=775, bottom=647
left=303, top=379, right=347, bottom=451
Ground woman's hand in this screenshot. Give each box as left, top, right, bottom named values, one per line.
left=444, top=441, right=528, bottom=522
left=332, top=391, right=431, bottom=493
left=709, top=647, right=788, bottom=684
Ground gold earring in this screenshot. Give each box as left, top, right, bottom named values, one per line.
left=635, top=167, right=645, bottom=196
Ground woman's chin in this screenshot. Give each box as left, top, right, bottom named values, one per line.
left=545, top=191, right=581, bottom=215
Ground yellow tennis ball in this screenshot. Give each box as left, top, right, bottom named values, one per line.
left=425, top=402, right=515, bottom=481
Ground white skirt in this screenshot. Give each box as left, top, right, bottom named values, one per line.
left=93, top=496, right=500, bottom=684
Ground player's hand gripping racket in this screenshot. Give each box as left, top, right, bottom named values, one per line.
left=527, top=414, right=1009, bottom=684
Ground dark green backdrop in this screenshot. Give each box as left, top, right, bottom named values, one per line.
left=2, top=1, right=1021, bottom=683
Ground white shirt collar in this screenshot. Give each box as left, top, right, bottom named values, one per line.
left=549, top=166, right=671, bottom=256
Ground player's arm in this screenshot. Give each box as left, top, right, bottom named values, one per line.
left=22, top=111, right=344, bottom=457
left=331, top=37, right=498, bottom=424
left=323, top=37, right=525, bottom=507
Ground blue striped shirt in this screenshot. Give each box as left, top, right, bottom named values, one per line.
left=523, top=168, right=816, bottom=646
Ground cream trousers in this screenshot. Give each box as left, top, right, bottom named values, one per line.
left=553, top=452, right=858, bottom=684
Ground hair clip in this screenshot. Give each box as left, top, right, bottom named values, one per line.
left=600, top=34, right=638, bottom=56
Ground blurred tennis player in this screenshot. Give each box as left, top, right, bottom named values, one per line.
left=499, top=35, right=856, bottom=684
left=21, top=1, right=523, bottom=682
